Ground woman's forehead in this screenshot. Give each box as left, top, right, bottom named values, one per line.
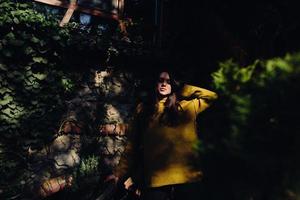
left=159, top=72, right=170, bottom=79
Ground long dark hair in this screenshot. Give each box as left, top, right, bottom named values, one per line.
left=138, top=70, right=184, bottom=127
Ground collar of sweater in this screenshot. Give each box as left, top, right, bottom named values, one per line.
left=157, top=97, right=167, bottom=113
left=158, top=97, right=167, bottom=104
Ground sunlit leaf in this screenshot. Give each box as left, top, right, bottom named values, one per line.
left=32, top=57, right=47, bottom=64
left=32, top=73, right=47, bottom=80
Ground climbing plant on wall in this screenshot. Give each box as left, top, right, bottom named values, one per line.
left=0, top=1, right=144, bottom=199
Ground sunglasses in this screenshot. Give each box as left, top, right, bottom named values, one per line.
left=158, top=78, right=171, bottom=84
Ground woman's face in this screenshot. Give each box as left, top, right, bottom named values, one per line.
left=156, top=72, right=172, bottom=97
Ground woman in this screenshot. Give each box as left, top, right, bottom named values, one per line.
left=112, top=71, right=218, bottom=200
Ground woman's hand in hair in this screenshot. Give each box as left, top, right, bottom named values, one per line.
left=178, top=84, right=201, bottom=100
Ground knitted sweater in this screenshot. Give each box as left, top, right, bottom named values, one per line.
left=115, top=84, right=218, bottom=188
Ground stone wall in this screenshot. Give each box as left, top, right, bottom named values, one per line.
left=32, top=66, right=137, bottom=189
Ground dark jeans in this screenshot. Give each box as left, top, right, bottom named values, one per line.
left=141, top=181, right=208, bottom=200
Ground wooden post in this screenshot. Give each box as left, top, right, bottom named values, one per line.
left=59, top=2, right=76, bottom=27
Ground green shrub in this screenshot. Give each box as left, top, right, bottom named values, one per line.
left=207, top=53, right=300, bottom=199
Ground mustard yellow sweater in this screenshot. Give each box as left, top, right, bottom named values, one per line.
left=115, top=84, right=218, bottom=188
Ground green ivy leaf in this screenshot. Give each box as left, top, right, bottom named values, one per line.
left=32, top=73, right=47, bottom=80
left=0, top=94, right=13, bottom=105
left=5, top=32, right=15, bottom=40
left=2, top=49, right=13, bottom=57
left=17, top=3, right=29, bottom=9
left=13, top=17, right=19, bottom=24
left=31, top=37, right=39, bottom=43
left=24, top=46, right=34, bottom=55
left=52, top=35, right=60, bottom=41
left=0, top=64, right=8, bottom=71
left=32, top=57, right=47, bottom=64
left=9, top=39, right=24, bottom=46
left=31, top=101, right=38, bottom=105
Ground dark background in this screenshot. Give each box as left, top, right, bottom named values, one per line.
left=123, top=0, right=300, bottom=84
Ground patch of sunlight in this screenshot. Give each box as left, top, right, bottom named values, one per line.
left=24, top=75, right=40, bottom=89
left=0, top=93, right=13, bottom=105
left=266, top=59, right=293, bottom=75
left=61, top=77, right=74, bottom=91
left=32, top=72, right=47, bottom=80
left=104, top=103, right=124, bottom=123
left=54, top=149, right=80, bottom=169
left=94, top=70, right=110, bottom=86
left=0, top=99, right=26, bottom=124
left=233, top=63, right=256, bottom=83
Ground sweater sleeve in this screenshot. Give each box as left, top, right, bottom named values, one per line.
left=180, top=84, right=218, bottom=114
left=113, top=104, right=143, bottom=179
